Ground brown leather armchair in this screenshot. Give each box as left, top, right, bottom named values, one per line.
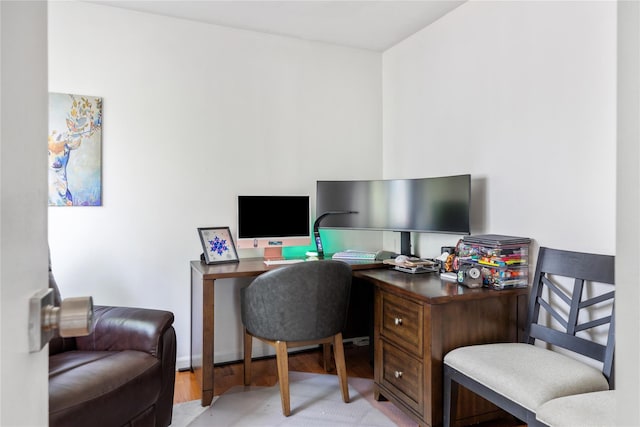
left=48, top=259, right=176, bottom=427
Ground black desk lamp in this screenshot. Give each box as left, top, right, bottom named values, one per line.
left=313, top=211, right=358, bottom=258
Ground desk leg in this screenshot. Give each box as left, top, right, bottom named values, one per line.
left=372, top=287, right=387, bottom=402
left=191, top=268, right=216, bottom=406
left=201, top=278, right=215, bottom=405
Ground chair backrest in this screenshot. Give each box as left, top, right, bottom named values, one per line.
left=524, top=247, right=615, bottom=385
left=241, top=260, right=352, bottom=342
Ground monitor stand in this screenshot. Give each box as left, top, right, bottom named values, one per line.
left=400, top=231, right=413, bottom=257
left=264, top=246, right=284, bottom=260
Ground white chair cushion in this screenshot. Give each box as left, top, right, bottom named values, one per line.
left=535, top=390, right=615, bottom=427
left=444, top=343, right=609, bottom=412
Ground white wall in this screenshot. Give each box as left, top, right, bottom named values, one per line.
left=1, top=1, right=49, bottom=425
left=47, top=1, right=382, bottom=367
left=383, top=0, right=627, bottom=417
left=382, top=0, right=616, bottom=260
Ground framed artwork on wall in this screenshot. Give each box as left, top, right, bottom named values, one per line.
left=48, top=93, right=103, bottom=206
left=198, top=226, right=239, bottom=264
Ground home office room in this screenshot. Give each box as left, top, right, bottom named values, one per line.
left=2, top=1, right=638, bottom=426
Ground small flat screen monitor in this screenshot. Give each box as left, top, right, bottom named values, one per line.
left=237, top=195, right=310, bottom=259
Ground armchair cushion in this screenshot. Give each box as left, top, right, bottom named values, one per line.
left=48, top=305, right=176, bottom=427
left=49, top=350, right=161, bottom=427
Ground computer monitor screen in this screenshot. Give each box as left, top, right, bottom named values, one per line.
left=316, top=174, right=470, bottom=254
left=237, top=195, right=310, bottom=258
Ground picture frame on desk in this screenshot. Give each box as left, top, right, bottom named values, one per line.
left=197, top=226, right=239, bottom=265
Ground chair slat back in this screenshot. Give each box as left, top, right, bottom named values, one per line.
left=524, top=247, right=615, bottom=385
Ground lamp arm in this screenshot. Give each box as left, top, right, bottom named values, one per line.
left=313, top=210, right=358, bottom=258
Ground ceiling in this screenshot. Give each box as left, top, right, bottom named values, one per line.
left=87, top=1, right=466, bottom=51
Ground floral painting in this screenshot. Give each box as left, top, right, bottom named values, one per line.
left=48, top=93, right=102, bottom=206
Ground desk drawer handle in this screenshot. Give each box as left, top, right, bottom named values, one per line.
left=394, top=371, right=403, bottom=379
left=394, top=317, right=403, bottom=326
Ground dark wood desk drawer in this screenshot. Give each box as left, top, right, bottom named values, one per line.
left=366, top=270, right=528, bottom=427
left=380, top=339, right=424, bottom=416
left=380, top=291, right=423, bottom=356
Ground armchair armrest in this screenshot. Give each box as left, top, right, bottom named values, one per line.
left=75, top=306, right=174, bottom=358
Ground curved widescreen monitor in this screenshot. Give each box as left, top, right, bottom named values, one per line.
left=316, top=174, right=471, bottom=235
left=237, top=195, right=310, bottom=259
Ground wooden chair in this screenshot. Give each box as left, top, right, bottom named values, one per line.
left=443, top=247, right=615, bottom=426
left=240, top=259, right=352, bottom=416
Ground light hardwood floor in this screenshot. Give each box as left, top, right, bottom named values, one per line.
left=173, top=342, right=373, bottom=404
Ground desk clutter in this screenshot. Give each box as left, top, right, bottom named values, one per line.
left=376, top=234, right=531, bottom=289
left=378, top=234, right=531, bottom=289
left=382, top=256, right=439, bottom=274
left=454, top=234, right=531, bottom=289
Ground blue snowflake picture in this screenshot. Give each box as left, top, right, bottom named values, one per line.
left=208, top=236, right=229, bottom=255
left=198, top=227, right=239, bottom=264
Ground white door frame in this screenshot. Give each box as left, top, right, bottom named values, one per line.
left=0, top=1, right=49, bottom=426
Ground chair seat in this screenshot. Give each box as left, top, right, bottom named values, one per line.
left=49, top=350, right=161, bottom=426
left=535, top=390, right=616, bottom=427
left=444, top=343, right=609, bottom=413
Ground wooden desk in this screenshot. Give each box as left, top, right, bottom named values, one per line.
left=354, top=269, right=528, bottom=427
left=190, top=258, right=383, bottom=406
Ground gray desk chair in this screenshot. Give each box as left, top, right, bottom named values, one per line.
left=443, top=247, right=615, bottom=427
left=240, top=259, right=352, bottom=416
